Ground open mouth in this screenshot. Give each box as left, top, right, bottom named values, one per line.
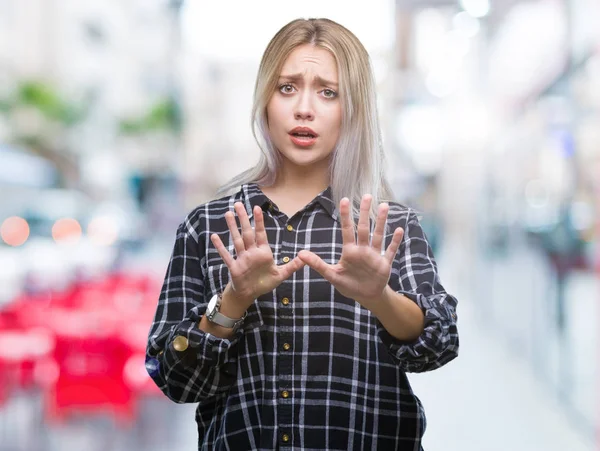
left=290, top=132, right=317, bottom=139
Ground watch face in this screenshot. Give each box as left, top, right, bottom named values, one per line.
left=207, top=293, right=219, bottom=311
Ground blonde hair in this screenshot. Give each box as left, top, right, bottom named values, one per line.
left=216, top=18, right=395, bottom=224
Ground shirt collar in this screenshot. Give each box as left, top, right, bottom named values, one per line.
left=241, top=183, right=271, bottom=219
left=241, top=183, right=338, bottom=222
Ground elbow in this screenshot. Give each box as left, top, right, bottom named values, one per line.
left=425, top=323, right=459, bottom=371
left=163, top=385, right=199, bottom=404
left=145, top=353, right=202, bottom=404
left=398, top=323, right=460, bottom=373
left=431, top=338, right=459, bottom=371
left=158, top=372, right=204, bottom=404
left=401, top=346, right=459, bottom=373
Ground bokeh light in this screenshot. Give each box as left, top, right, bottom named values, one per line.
left=1, top=216, right=30, bottom=246
left=87, top=216, right=119, bottom=246
left=51, top=218, right=82, bottom=244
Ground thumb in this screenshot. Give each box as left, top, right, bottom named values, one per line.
left=279, top=255, right=306, bottom=280
left=298, top=250, right=331, bottom=278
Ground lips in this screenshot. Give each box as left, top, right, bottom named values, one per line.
left=288, top=127, right=318, bottom=147
left=289, top=127, right=318, bottom=139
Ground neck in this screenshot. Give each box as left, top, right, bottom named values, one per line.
left=270, top=159, right=330, bottom=196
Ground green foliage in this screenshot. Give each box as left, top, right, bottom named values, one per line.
left=0, top=80, right=85, bottom=125
left=119, top=97, right=180, bottom=135
left=16, top=134, right=44, bottom=149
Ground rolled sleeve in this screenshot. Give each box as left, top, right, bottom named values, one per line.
left=145, top=214, right=245, bottom=403
left=149, top=305, right=246, bottom=403
left=378, top=209, right=459, bottom=373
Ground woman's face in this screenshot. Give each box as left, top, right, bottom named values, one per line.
left=266, top=44, right=342, bottom=174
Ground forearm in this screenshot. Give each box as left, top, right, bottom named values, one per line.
left=366, top=285, right=425, bottom=341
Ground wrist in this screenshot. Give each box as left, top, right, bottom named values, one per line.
left=357, top=285, right=392, bottom=314
left=219, top=282, right=253, bottom=319
left=370, top=287, right=426, bottom=341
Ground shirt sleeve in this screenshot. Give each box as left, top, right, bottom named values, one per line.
left=377, top=209, right=459, bottom=373
left=145, top=216, right=245, bottom=403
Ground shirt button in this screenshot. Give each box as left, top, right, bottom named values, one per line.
left=172, top=336, right=189, bottom=352
left=281, top=433, right=290, bottom=443
left=281, top=297, right=290, bottom=306
left=286, top=224, right=293, bottom=232
left=281, top=390, right=290, bottom=399
left=282, top=256, right=290, bottom=263
left=282, top=343, right=291, bottom=351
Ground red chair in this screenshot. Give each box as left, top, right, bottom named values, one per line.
left=43, top=310, right=136, bottom=426
left=0, top=327, right=55, bottom=397
left=0, top=271, right=164, bottom=425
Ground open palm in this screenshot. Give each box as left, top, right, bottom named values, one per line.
left=211, top=202, right=305, bottom=310
left=298, top=195, right=404, bottom=306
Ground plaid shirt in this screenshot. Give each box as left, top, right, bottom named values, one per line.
left=146, top=183, right=459, bottom=451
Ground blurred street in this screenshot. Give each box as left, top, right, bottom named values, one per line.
left=411, top=242, right=598, bottom=451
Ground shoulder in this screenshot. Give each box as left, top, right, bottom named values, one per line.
left=386, top=201, right=422, bottom=228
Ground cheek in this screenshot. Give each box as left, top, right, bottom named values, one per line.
left=266, top=99, right=286, bottom=128
left=265, top=105, right=273, bottom=128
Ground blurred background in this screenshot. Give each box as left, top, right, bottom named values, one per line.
left=0, top=0, right=598, bottom=450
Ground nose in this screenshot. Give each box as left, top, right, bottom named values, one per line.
left=293, top=91, right=314, bottom=121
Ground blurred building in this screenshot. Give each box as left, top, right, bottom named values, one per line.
left=180, top=58, right=260, bottom=206
left=393, top=0, right=600, bottom=438
left=0, top=0, right=184, bottom=204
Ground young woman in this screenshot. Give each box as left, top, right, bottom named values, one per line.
left=146, top=18, right=459, bottom=450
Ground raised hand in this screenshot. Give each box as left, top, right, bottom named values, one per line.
left=210, top=202, right=305, bottom=311
left=297, top=195, right=404, bottom=307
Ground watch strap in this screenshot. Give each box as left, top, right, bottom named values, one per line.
left=206, top=293, right=247, bottom=330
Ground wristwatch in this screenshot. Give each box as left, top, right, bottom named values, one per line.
left=206, top=293, right=247, bottom=331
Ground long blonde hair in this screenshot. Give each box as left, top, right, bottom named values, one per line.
left=216, top=18, right=395, bottom=224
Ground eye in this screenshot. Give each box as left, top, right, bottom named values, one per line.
left=322, top=89, right=338, bottom=99
left=279, top=83, right=295, bottom=94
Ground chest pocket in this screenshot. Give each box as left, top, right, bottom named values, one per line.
left=204, top=263, right=264, bottom=332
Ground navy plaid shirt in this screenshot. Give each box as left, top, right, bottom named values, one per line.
left=146, top=183, right=459, bottom=450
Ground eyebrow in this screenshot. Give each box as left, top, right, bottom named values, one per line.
left=279, top=73, right=339, bottom=88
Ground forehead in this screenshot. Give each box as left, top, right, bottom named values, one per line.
left=280, top=44, right=338, bottom=78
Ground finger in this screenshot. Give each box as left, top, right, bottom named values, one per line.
left=278, top=255, right=306, bottom=280
left=253, top=206, right=269, bottom=247
left=298, top=250, right=334, bottom=282
left=225, top=209, right=245, bottom=256
left=384, top=227, right=405, bottom=264
left=356, top=194, right=372, bottom=246
left=210, top=233, right=235, bottom=268
left=371, top=202, right=389, bottom=252
left=339, top=198, right=355, bottom=245
left=235, top=202, right=255, bottom=250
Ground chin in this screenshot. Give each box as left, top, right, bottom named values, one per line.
left=285, top=151, right=325, bottom=165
